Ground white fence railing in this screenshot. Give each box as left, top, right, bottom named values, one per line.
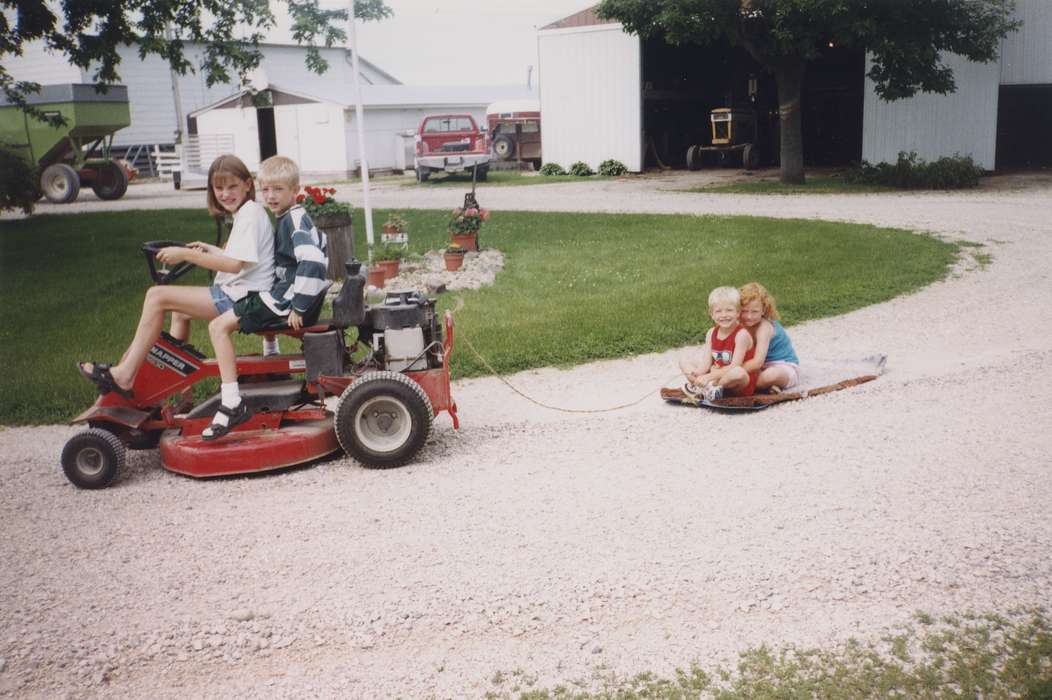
left=181, top=134, right=236, bottom=173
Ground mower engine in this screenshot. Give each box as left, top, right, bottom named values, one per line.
left=365, top=290, right=443, bottom=372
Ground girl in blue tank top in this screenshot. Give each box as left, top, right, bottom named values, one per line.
left=738, top=282, right=801, bottom=393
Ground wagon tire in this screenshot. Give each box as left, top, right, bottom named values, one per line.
left=334, top=371, right=433, bottom=469
left=493, top=134, right=516, bottom=161
left=61, top=428, right=125, bottom=489
left=475, top=165, right=488, bottom=182
left=91, top=161, right=129, bottom=200
left=40, top=163, right=80, bottom=203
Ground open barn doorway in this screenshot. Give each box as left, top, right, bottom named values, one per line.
left=996, top=85, right=1052, bottom=169
left=641, top=38, right=864, bottom=170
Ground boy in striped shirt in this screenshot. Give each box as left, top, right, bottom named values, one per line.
left=203, top=155, right=329, bottom=440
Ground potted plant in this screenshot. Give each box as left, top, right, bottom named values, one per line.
left=443, top=244, right=467, bottom=272
left=373, top=242, right=405, bottom=279
left=448, top=205, right=489, bottom=251
left=380, top=212, right=408, bottom=245
left=298, top=185, right=354, bottom=281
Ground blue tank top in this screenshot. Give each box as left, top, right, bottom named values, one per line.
left=766, top=320, right=799, bottom=364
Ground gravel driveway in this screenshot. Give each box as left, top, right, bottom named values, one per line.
left=2, top=173, right=1051, bottom=698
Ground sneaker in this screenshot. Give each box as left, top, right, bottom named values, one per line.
left=703, top=384, right=724, bottom=402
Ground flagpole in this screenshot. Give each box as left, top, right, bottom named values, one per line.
left=348, top=0, right=374, bottom=264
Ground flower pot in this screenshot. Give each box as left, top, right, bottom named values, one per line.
left=449, top=231, right=478, bottom=251
left=444, top=252, right=465, bottom=272
left=366, top=265, right=386, bottom=288
left=376, top=259, right=400, bottom=279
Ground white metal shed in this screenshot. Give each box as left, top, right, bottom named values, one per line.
left=538, top=9, right=642, bottom=172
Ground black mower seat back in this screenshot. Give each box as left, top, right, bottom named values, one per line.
left=249, top=260, right=368, bottom=337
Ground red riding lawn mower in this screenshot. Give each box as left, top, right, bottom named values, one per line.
left=61, top=242, right=459, bottom=489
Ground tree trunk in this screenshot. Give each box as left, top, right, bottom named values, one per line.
left=775, top=60, right=806, bottom=185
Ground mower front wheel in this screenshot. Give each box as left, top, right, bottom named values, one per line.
left=61, top=428, right=125, bottom=489
left=334, top=371, right=433, bottom=468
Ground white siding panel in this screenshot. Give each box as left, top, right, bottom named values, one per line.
left=539, top=25, right=642, bottom=172
left=111, top=47, right=181, bottom=147
left=196, top=106, right=260, bottom=170
left=5, top=41, right=82, bottom=84
left=286, top=103, right=347, bottom=173
left=1000, top=0, right=1052, bottom=85
left=862, top=53, right=1000, bottom=170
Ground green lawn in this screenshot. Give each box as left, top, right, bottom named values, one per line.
left=683, top=175, right=891, bottom=194
left=0, top=208, right=957, bottom=424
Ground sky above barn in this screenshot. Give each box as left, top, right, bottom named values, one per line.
left=267, top=0, right=597, bottom=88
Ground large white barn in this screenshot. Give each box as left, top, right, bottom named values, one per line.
left=538, top=1, right=1052, bottom=172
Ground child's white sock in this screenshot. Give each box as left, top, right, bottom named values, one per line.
left=263, top=336, right=280, bottom=356
left=213, top=382, right=242, bottom=429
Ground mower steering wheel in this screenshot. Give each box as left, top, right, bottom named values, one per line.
left=142, top=240, right=195, bottom=285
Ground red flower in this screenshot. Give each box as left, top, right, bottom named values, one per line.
left=326, top=187, right=336, bottom=194
left=296, top=194, right=305, bottom=203
left=311, top=192, right=326, bottom=205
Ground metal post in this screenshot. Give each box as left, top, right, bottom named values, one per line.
left=348, top=0, right=375, bottom=264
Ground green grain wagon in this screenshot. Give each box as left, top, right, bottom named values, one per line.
left=0, top=84, right=133, bottom=203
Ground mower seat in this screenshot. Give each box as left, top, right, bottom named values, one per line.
left=249, top=282, right=332, bottom=337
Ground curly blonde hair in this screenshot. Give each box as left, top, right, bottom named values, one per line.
left=739, top=281, right=780, bottom=321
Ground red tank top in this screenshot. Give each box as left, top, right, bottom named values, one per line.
left=710, top=324, right=755, bottom=368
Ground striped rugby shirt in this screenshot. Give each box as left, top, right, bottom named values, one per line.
left=260, top=204, right=329, bottom=315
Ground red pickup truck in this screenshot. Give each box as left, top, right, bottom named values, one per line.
left=414, top=114, right=490, bottom=182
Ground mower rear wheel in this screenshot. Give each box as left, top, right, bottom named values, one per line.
left=416, top=166, right=430, bottom=183
left=335, top=371, right=433, bottom=468
left=61, top=428, right=125, bottom=489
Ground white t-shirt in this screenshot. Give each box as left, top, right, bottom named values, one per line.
left=214, top=200, right=275, bottom=301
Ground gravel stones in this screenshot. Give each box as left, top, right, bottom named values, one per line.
left=375, top=248, right=505, bottom=295
left=3, top=176, right=1052, bottom=697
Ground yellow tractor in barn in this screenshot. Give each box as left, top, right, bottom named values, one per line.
left=686, top=107, right=761, bottom=170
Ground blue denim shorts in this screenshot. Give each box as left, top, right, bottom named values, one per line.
left=209, top=285, right=235, bottom=315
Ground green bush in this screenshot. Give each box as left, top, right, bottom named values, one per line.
left=0, top=146, right=40, bottom=215
left=846, top=151, right=983, bottom=189
left=597, top=159, right=628, bottom=176
left=568, top=161, right=594, bottom=177
left=538, top=162, right=566, bottom=176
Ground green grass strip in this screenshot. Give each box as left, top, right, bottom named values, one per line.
left=484, top=609, right=1052, bottom=699
left=0, top=208, right=956, bottom=424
